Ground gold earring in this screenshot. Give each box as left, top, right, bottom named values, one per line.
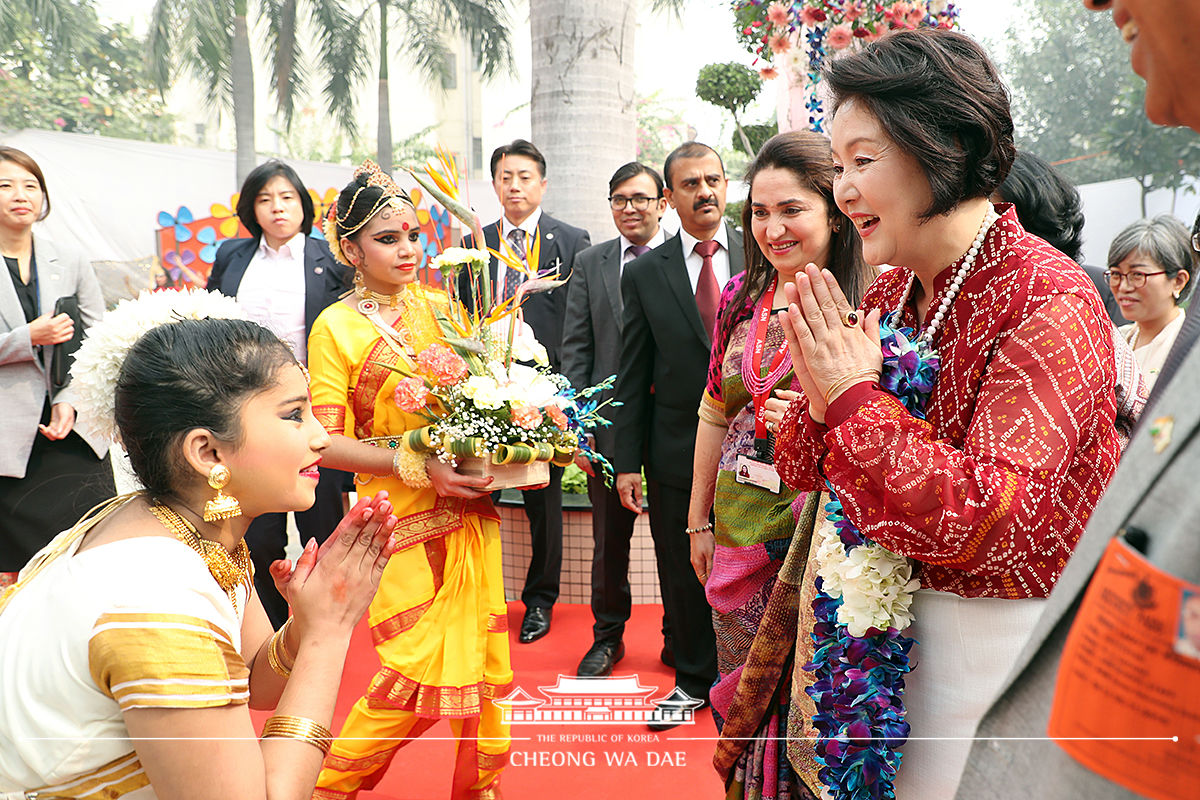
left=354, top=268, right=365, bottom=289
left=203, top=464, right=242, bottom=522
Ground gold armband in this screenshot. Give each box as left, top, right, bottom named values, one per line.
left=266, top=618, right=295, bottom=678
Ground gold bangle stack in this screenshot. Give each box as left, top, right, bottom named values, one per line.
left=823, top=369, right=881, bottom=407
left=260, top=714, right=333, bottom=755
left=266, top=618, right=296, bottom=679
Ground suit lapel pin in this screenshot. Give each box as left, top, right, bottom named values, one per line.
left=1150, top=415, right=1174, bottom=454
left=314, top=266, right=324, bottom=275
left=545, top=232, right=554, bottom=241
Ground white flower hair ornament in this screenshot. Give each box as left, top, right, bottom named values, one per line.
left=72, top=289, right=248, bottom=441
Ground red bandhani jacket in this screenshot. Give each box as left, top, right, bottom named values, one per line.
left=775, top=205, right=1122, bottom=599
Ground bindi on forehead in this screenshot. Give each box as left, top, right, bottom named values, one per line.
left=402, top=222, right=410, bottom=230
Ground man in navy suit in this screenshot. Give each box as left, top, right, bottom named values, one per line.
left=458, top=140, right=591, bottom=643
left=562, top=162, right=668, bottom=676
left=206, top=159, right=350, bottom=628
left=613, top=142, right=743, bottom=712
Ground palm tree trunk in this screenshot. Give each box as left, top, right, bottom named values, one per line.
left=377, top=0, right=393, bottom=174
left=530, top=0, right=637, bottom=237
left=231, top=2, right=256, bottom=184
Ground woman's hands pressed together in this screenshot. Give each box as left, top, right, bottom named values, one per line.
left=271, top=492, right=398, bottom=639
left=778, top=263, right=883, bottom=424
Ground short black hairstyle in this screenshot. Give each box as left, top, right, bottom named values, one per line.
left=998, top=152, right=1085, bottom=262
left=235, top=159, right=315, bottom=239
left=825, top=28, right=1016, bottom=220
left=608, top=162, right=664, bottom=197
left=115, top=318, right=297, bottom=498
left=490, top=139, right=547, bottom=180
left=662, top=142, right=725, bottom=191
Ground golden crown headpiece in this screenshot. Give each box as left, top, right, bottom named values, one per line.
left=324, top=160, right=416, bottom=267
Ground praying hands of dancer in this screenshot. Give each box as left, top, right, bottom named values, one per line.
left=778, top=263, right=882, bottom=425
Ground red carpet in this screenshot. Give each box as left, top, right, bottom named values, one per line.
left=255, top=603, right=724, bottom=799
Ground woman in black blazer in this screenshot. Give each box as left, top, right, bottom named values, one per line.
left=0, top=146, right=114, bottom=585
left=207, top=159, right=350, bottom=627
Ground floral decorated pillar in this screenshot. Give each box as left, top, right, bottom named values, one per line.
left=733, top=1, right=960, bottom=134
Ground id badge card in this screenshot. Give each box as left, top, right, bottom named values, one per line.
left=734, top=453, right=781, bottom=494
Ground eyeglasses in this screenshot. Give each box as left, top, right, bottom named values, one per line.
left=608, top=195, right=658, bottom=211
left=1192, top=232, right=1200, bottom=253
left=1104, top=269, right=1168, bottom=289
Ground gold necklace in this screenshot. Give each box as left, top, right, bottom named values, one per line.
left=355, top=285, right=404, bottom=313
left=148, top=504, right=253, bottom=613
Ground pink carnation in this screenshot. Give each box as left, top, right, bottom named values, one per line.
left=759, top=66, right=779, bottom=80
left=512, top=405, right=544, bottom=430
left=907, top=6, right=926, bottom=24
left=416, top=343, right=468, bottom=386
left=766, top=1, right=789, bottom=26
left=768, top=33, right=792, bottom=54
left=827, top=24, right=854, bottom=50
left=545, top=404, right=569, bottom=430
left=799, top=7, right=827, bottom=26
left=844, top=1, right=866, bottom=22
left=393, top=377, right=430, bottom=412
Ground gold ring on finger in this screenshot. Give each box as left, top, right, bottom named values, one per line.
left=842, top=310, right=859, bottom=328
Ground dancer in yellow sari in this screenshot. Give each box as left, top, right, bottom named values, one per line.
left=310, top=162, right=511, bottom=800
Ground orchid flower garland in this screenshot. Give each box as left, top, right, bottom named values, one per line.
left=805, top=319, right=937, bottom=800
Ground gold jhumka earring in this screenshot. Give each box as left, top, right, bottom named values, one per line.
left=202, top=464, right=242, bottom=522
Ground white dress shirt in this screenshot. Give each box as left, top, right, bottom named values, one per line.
left=678, top=222, right=733, bottom=293
left=618, top=227, right=667, bottom=277
left=237, top=231, right=309, bottom=363
left=496, top=207, right=544, bottom=300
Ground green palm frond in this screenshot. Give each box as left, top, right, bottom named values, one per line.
left=186, top=0, right=236, bottom=113
left=394, top=2, right=455, bottom=88
left=436, top=0, right=515, bottom=80
left=263, top=0, right=307, bottom=129
left=0, top=0, right=92, bottom=45
left=306, top=0, right=369, bottom=138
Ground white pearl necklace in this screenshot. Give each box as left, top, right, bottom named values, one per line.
left=894, top=206, right=999, bottom=349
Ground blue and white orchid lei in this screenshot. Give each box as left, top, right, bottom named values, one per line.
left=805, top=318, right=939, bottom=800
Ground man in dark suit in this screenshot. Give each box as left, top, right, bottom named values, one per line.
left=562, top=162, right=669, bottom=676
left=458, top=139, right=591, bottom=643
left=206, top=159, right=350, bottom=628
left=956, top=3, right=1200, bottom=797
left=613, top=142, right=743, bottom=712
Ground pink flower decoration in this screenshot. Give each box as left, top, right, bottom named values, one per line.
left=828, top=24, right=854, bottom=50
left=53, top=117, right=66, bottom=128
left=844, top=1, right=866, bottom=22
left=512, top=405, right=543, bottom=430
left=393, top=377, right=430, bottom=412
left=545, top=405, right=569, bottom=430
left=760, top=66, right=780, bottom=80
left=78, top=96, right=91, bottom=107
left=768, top=33, right=792, bottom=54
left=853, top=26, right=872, bottom=38
left=766, top=1, right=789, bottom=26
left=799, top=7, right=827, bottom=26
left=416, top=343, right=468, bottom=386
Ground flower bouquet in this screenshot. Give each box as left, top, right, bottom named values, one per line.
left=376, top=149, right=616, bottom=490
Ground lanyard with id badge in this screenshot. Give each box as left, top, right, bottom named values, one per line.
left=737, top=276, right=792, bottom=495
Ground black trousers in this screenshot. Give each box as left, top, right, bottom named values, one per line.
left=0, top=402, right=115, bottom=572
left=519, top=464, right=564, bottom=610
left=587, top=472, right=639, bottom=643
left=646, top=477, right=717, bottom=702
left=244, top=466, right=347, bottom=628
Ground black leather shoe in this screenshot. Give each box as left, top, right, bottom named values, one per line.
left=576, top=640, right=625, bottom=677
left=660, top=645, right=675, bottom=669
left=647, top=697, right=709, bottom=732
left=518, top=606, right=552, bottom=643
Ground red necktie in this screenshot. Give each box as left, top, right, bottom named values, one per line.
left=693, top=239, right=721, bottom=337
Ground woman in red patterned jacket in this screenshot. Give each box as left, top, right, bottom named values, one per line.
left=771, top=29, right=1129, bottom=800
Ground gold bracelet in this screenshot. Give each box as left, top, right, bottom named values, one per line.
left=822, top=369, right=880, bottom=407
left=260, top=714, right=333, bottom=755
left=266, top=618, right=295, bottom=679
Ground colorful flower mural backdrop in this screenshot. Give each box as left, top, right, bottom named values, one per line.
left=732, top=1, right=959, bottom=132
left=153, top=188, right=454, bottom=290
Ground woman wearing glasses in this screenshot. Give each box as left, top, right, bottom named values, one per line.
left=1107, top=215, right=1196, bottom=390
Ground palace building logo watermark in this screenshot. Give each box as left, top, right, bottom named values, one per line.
left=495, top=674, right=703, bottom=726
